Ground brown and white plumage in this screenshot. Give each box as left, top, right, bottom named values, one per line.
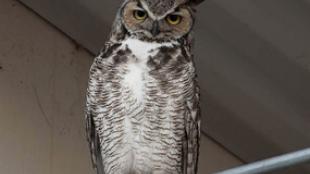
left=86, top=0, right=204, bottom=173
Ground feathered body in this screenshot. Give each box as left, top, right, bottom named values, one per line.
left=86, top=0, right=203, bottom=173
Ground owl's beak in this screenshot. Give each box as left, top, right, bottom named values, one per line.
left=151, top=21, right=160, bottom=36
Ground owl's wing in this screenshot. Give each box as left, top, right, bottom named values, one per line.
left=184, top=80, right=200, bottom=174
left=182, top=42, right=201, bottom=174
left=85, top=109, right=105, bottom=174
left=85, top=41, right=121, bottom=174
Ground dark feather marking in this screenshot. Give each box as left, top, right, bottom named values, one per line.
left=147, top=46, right=177, bottom=70
left=100, top=43, right=122, bottom=58
left=113, top=47, right=131, bottom=64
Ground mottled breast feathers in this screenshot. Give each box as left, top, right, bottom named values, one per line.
left=86, top=35, right=200, bottom=174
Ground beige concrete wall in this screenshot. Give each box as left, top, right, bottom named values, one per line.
left=0, top=1, right=241, bottom=173
left=0, top=1, right=93, bottom=173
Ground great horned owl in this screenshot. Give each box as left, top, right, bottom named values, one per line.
left=86, top=0, right=204, bottom=173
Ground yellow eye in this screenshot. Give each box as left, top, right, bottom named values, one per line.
left=133, top=10, right=147, bottom=20
left=166, top=15, right=182, bottom=25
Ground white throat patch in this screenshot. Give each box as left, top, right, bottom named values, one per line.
left=122, top=38, right=176, bottom=61
left=121, top=38, right=176, bottom=103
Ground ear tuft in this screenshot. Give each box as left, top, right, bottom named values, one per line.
left=188, top=0, right=205, bottom=6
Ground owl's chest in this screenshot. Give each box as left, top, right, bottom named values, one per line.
left=122, top=62, right=147, bottom=103
left=95, top=39, right=194, bottom=172
left=116, top=38, right=182, bottom=102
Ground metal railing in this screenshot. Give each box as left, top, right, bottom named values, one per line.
left=214, top=148, right=310, bottom=174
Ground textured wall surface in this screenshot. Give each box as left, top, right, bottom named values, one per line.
left=0, top=0, right=242, bottom=174
left=0, top=1, right=93, bottom=173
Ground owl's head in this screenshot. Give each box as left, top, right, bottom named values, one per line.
left=119, top=0, right=204, bottom=41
